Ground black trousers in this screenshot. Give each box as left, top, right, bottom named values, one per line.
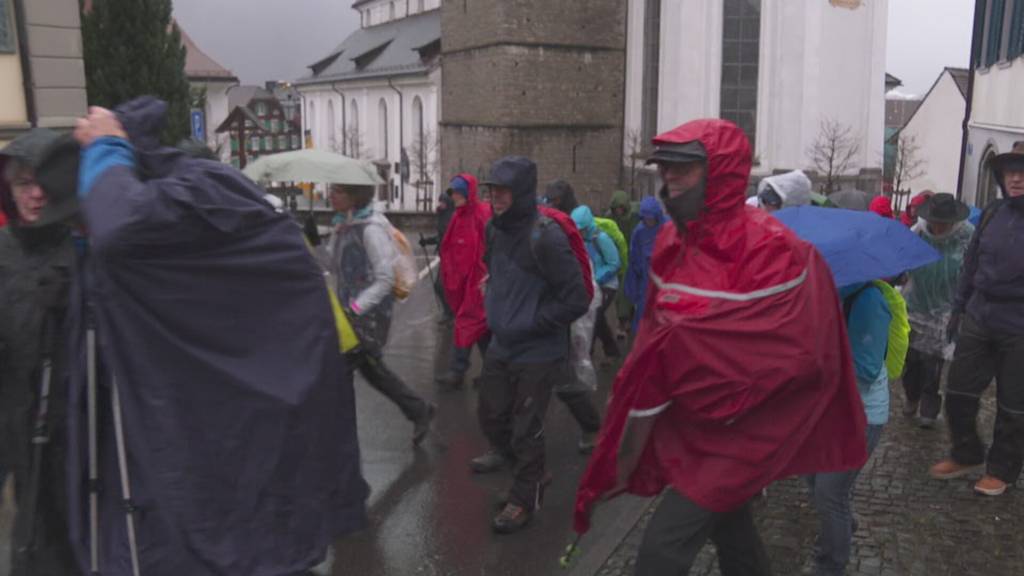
left=451, top=334, right=491, bottom=376
left=902, top=348, right=945, bottom=419
left=593, top=287, right=621, bottom=358
left=946, top=314, right=1024, bottom=483
left=556, top=389, right=602, bottom=434
left=350, top=348, right=430, bottom=423
left=477, top=357, right=562, bottom=509
left=636, top=489, right=772, bottom=576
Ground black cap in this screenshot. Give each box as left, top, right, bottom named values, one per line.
left=646, top=141, right=707, bottom=166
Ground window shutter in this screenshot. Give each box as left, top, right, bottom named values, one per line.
left=986, top=0, right=1006, bottom=67
left=1010, top=0, right=1024, bottom=60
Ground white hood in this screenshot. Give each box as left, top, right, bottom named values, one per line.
left=757, top=170, right=813, bottom=209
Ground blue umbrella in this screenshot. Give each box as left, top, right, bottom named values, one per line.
left=774, top=206, right=940, bottom=287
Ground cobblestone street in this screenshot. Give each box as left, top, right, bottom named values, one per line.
left=595, top=388, right=1024, bottom=576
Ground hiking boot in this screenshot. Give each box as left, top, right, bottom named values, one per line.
left=495, top=471, right=553, bottom=508
left=929, top=458, right=983, bottom=480
left=435, top=371, right=465, bottom=390
left=578, top=431, right=598, bottom=454
left=918, top=416, right=937, bottom=429
left=470, top=450, right=507, bottom=474
left=974, top=475, right=1008, bottom=496
left=412, top=403, right=436, bottom=446
left=902, top=399, right=919, bottom=417
left=492, top=503, right=533, bottom=534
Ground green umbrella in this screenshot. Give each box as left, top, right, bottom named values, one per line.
left=242, top=149, right=384, bottom=186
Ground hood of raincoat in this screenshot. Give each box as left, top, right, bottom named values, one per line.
left=574, top=119, right=867, bottom=533
left=869, top=196, right=895, bottom=218
left=486, top=156, right=538, bottom=231
left=441, top=172, right=492, bottom=348
left=65, top=97, right=368, bottom=576
left=570, top=205, right=597, bottom=238
left=902, top=193, right=931, bottom=227
left=610, top=190, right=631, bottom=212
left=757, top=170, right=812, bottom=209
left=0, top=128, right=80, bottom=230
left=638, top=195, right=665, bottom=222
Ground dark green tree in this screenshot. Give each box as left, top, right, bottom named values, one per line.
left=80, top=0, right=191, bottom=145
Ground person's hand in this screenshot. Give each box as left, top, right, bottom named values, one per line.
left=946, top=312, right=962, bottom=344
left=74, top=107, right=128, bottom=147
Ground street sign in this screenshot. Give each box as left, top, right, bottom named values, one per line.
left=190, top=109, right=206, bottom=142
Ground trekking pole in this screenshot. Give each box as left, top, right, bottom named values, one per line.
left=418, top=234, right=443, bottom=312
left=17, top=314, right=57, bottom=561
left=86, top=310, right=101, bottom=575
left=110, top=377, right=142, bottom=576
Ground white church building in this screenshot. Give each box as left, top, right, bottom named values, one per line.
left=295, top=0, right=441, bottom=212
left=624, top=0, right=888, bottom=194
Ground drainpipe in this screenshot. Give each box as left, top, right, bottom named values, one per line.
left=13, top=0, right=38, bottom=126
left=957, top=0, right=987, bottom=201
left=387, top=78, right=405, bottom=209
left=331, top=83, right=346, bottom=155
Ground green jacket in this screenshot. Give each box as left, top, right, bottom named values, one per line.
left=607, top=190, right=638, bottom=244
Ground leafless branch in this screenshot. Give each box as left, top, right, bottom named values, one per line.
left=806, top=118, right=861, bottom=194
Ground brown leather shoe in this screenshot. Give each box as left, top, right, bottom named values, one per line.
left=492, top=503, right=533, bottom=534
left=929, top=459, right=982, bottom=480
left=974, top=475, right=1008, bottom=496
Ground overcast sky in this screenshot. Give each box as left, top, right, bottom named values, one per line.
left=172, top=0, right=975, bottom=96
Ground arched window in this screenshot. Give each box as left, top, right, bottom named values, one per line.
left=977, top=146, right=1000, bottom=208
left=327, top=100, right=337, bottom=150
left=378, top=98, right=389, bottom=160
left=411, top=96, right=425, bottom=181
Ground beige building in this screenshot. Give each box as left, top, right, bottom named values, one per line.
left=0, top=0, right=87, bottom=147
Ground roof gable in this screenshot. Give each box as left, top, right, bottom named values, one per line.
left=179, top=25, right=238, bottom=82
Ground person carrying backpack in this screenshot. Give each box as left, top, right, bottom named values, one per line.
left=326, top=183, right=436, bottom=446
left=571, top=205, right=622, bottom=360
left=931, top=141, right=1024, bottom=497
left=472, top=156, right=590, bottom=534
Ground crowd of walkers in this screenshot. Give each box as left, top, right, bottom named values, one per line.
left=1, top=99, right=1023, bottom=576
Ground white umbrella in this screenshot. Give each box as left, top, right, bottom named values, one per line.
left=242, top=149, right=384, bottom=186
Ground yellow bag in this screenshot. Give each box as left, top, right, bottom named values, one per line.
left=326, top=277, right=360, bottom=354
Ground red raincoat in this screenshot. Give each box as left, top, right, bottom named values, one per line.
left=574, top=120, right=867, bottom=533
left=901, top=193, right=931, bottom=227
left=441, top=173, right=492, bottom=348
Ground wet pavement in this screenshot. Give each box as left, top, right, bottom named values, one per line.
left=595, top=381, right=1024, bottom=576
left=320, top=253, right=649, bottom=576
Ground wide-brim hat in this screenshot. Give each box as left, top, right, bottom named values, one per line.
left=989, top=141, right=1024, bottom=173
left=916, top=192, right=969, bottom=224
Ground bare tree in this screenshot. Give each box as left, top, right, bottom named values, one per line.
left=806, top=118, right=861, bottom=195
left=408, top=128, right=440, bottom=185
left=342, top=126, right=365, bottom=159
left=623, top=128, right=646, bottom=198
left=890, top=132, right=927, bottom=214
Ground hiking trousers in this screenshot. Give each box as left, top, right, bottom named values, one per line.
left=477, top=357, right=562, bottom=510
left=946, top=314, right=1024, bottom=483
left=902, top=348, right=945, bottom=419
left=350, top=348, right=430, bottom=423
left=636, top=489, right=772, bottom=576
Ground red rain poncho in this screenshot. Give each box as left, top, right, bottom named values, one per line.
left=574, top=120, right=867, bottom=533
left=901, top=193, right=931, bottom=227
left=441, top=173, right=492, bottom=348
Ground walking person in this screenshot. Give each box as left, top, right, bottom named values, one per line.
left=435, top=173, right=492, bottom=389
left=573, top=119, right=867, bottom=575
left=326, top=183, right=437, bottom=444
left=472, top=156, right=590, bottom=533
left=419, top=190, right=456, bottom=323
left=0, top=128, right=77, bottom=576
left=607, top=190, right=638, bottom=338
left=901, top=193, right=973, bottom=427
left=931, top=142, right=1024, bottom=496
left=807, top=279, right=894, bottom=575
left=571, top=205, right=622, bottom=360
left=623, top=196, right=666, bottom=333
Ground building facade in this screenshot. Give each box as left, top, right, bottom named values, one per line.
left=180, top=25, right=239, bottom=161
left=215, top=84, right=302, bottom=169
left=0, top=0, right=87, bottom=146
left=898, top=68, right=968, bottom=199
left=297, top=0, right=441, bottom=212
left=624, top=0, right=888, bottom=197
left=960, top=0, right=1024, bottom=208
left=441, top=0, right=627, bottom=210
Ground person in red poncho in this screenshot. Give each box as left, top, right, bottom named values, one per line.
left=572, top=119, right=868, bottom=574
left=869, top=195, right=894, bottom=218
left=435, top=173, right=493, bottom=388
left=901, top=191, right=932, bottom=227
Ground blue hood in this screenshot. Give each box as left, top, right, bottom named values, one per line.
left=571, top=205, right=596, bottom=236
left=638, top=196, right=665, bottom=222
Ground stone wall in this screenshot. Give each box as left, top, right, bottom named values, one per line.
left=440, top=0, right=627, bottom=210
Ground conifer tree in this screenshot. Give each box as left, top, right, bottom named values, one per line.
left=80, top=0, right=191, bottom=144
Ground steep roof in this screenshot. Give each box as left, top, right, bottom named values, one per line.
left=948, top=67, right=970, bottom=98
left=180, top=26, right=238, bottom=82
left=295, top=9, right=440, bottom=85
left=229, top=86, right=274, bottom=109
left=885, top=73, right=903, bottom=90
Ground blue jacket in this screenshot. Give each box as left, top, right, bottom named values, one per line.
left=624, top=197, right=665, bottom=330
left=485, top=157, right=590, bottom=362
left=570, top=205, right=620, bottom=287
left=840, top=282, right=892, bottom=426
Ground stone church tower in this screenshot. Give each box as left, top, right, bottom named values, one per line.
left=440, top=1, right=627, bottom=207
